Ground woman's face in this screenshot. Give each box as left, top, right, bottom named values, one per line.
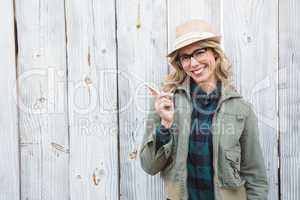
left=178, top=42, right=217, bottom=88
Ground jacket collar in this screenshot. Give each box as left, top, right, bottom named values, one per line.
left=176, top=75, right=242, bottom=103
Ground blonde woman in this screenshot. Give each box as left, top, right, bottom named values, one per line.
left=139, top=19, right=268, bottom=200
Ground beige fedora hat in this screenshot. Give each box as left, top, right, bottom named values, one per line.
left=167, top=19, right=221, bottom=57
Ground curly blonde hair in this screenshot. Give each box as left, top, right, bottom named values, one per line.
left=162, top=40, right=232, bottom=93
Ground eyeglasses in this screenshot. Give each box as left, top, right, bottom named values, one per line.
left=177, top=48, right=208, bottom=67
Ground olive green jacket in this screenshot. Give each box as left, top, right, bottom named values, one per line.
left=139, top=76, right=268, bottom=200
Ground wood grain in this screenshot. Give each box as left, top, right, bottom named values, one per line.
left=279, top=0, right=300, bottom=199
left=116, top=0, right=168, bottom=199
left=0, top=0, right=20, bottom=199
left=15, top=0, right=69, bottom=199
left=65, top=0, right=119, bottom=199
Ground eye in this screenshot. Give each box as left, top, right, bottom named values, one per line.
left=179, top=55, right=190, bottom=62
left=194, top=48, right=207, bottom=57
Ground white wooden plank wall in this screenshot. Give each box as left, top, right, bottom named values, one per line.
left=0, top=0, right=20, bottom=199
left=0, top=0, right=299, bottom=199
left=65, top=0, right=119, bottom=199
left=222, top=1, right=279, bottom=200
left=116, top=0, right=167, bottom=199
left=14, top=0, right=69, bottom=199
left=279, top=0, right=300, bottom=199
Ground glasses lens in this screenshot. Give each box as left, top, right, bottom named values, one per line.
left=178, top=48, right=208, bottom=66
left=193, top=48, right=207, bottom=61
left=179, top=55, right=190, bottom=65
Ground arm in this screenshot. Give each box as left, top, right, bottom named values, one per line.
left=240, top=105, right=269, bottom=200
left=139, top=96, right=177, bottom=176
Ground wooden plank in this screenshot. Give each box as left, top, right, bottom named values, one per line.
left=223, top=1, right=279, bottom=199
left=14, top=0, right=69, bottom=199
left=116, top=0, right=168, bottom=199
left=279, top=0, right=300, bottom=199
left=65, top=0, right=119, bottom=199
left=0, top=0, right=20, bottom=199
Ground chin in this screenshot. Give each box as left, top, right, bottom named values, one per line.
left=192, top=75, right=209, bottom=84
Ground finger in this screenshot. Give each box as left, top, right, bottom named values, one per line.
left=159, top=92, right=173, bottom=98
left=159, top=100, right=172, bottom=106
left=148, top=87, right=159, bottom=97
left=160, top=98, right=173, bottom=106
left=158, top=97, right=172, bottom=104
left=160, top=93, right=173, bottom=99
left=159, top=95, right=173, bottom=102
left=159, top=101, right=173, bottom=110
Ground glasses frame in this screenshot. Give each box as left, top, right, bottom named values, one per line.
left=176, top=47, right=209, bottom=68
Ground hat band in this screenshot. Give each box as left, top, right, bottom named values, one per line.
left=173, top=31, right=216, bottom=48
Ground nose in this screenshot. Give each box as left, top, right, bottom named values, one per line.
left=190, top=56, right=199, bottom=68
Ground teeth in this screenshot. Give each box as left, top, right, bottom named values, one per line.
left=193, top=67, right=205, bottom=75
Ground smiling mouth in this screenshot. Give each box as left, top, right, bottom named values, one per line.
left=191, top=65, right=208, bottom=75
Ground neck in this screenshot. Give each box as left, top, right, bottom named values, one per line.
left=197, top=77, right=217, bottom=94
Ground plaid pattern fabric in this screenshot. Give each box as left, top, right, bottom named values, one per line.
left=187, top=79, right=221, bottom=200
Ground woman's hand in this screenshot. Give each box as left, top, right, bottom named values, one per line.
left=153, top=92, right=174, bottom=128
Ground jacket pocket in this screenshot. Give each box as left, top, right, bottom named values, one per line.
left=225, top=151, right=240, bottom=177
left=220, top=150, right=245, bottom=188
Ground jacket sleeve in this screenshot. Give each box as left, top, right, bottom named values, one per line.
left=240, top=105, right=269, bottom=200
left=139, top=96, right=177, bottom=176
left=156, top=123, right=178, bottom=153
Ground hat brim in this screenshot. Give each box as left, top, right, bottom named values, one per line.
left=167, top=35, right=221, bottom=58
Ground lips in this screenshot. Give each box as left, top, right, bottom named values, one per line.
left=191, top=65, right=207, bottom=75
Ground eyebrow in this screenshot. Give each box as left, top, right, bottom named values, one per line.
left=179, top=47, right=206, bottom=56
